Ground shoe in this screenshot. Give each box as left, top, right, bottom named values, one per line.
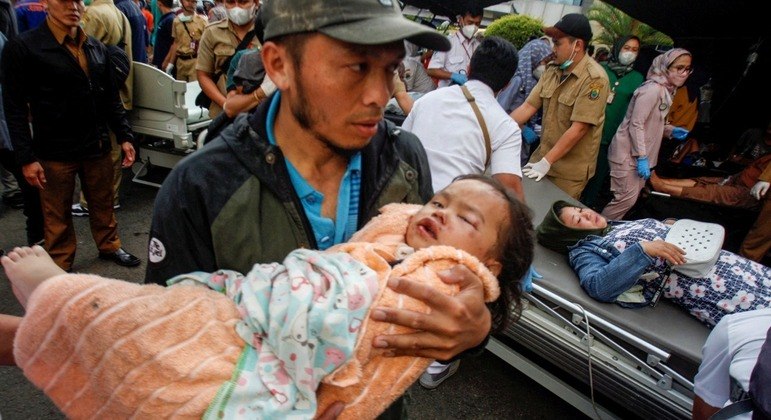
left=98, top=248, right=141, bottom=267
left=419, top=360, right=460, bottom=390
left=71, top=203, right=120, bottom=217
left=71, top=203, right=89, bottom=217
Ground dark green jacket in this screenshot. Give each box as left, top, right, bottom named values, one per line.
left=146, top=100, right=433, bottom=284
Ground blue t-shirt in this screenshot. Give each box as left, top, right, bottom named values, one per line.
left=265, top=92, right=361, bottom=250
left=151, top=11, right=175, bottom=68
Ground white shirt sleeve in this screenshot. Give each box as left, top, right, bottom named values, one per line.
left=694, top=314, right=734, bottom=408
left=428, top=49, right=447, bottom=70
left=489, top=117, right=523, bottom=178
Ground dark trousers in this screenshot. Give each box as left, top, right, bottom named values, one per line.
left=0, top=148, right=44, bottom=244
left=39, top=154, right=121, bottom=270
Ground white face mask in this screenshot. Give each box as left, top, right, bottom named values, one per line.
left=227, top=4, right=253, bottom=25
left=618, top=51, right=637, bottom=66
left=533, top=64, right=546, bottom=80
left=460, top=24, right=478, bottom=39
left=178, top=13, right=193, bottom=22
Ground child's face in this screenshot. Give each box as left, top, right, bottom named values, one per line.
left=405, top=180, right=508, bottom=265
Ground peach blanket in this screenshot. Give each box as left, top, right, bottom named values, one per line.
left=14, top=204, right=499, bottom=419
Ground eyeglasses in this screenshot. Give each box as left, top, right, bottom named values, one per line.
left=669, top=65, right=693, bottom=75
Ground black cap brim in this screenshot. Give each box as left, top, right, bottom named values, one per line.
left=319, top=15, right=450, bottom=51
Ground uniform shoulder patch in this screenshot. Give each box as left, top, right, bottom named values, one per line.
left=148, top=237, right=167, bottom=263
left=588, top=82, right=603, bottom=100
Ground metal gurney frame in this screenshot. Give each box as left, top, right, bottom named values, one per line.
left=127, top=62, right=211, bottom=187
left=487, top=177, right=711, bottom=419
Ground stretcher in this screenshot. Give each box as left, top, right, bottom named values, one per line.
left=488, top=177, right=710, bottom=419
left=127, top=62, right=211, bottom=187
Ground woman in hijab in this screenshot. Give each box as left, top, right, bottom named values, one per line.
left=496, top=38, right=553, bottom=164
left=536, top=201, right=770, bottom=327
left=600, top=48, right=693, bottom=220
left=583, top=36, right=645, bottom=208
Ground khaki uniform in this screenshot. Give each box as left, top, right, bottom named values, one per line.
left=81, top=0, right=134, bottom=208
left=195, top=18, right=257, bottom=117
left=526, top=55, right=609, bottom=198
left=172, top=14, right=206, bottom=82
left=82, top=0, right=133, bottom=110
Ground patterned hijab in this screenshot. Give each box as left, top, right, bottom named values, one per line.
left=515, top=38, right=553, bottom=98
left=605, top=35, right=640, bottom=77
left=644, top=48, right=692, bottom=96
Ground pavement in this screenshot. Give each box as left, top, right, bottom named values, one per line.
left=0, top=171, right=585, bottom=419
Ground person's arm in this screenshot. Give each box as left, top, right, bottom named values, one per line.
left=145, top=167, right=218, bottom=284
left=223, top=84, right=268, bottom=118
left=370, top=265, right=491, bottom=360
left=692, top=396, right=721, bottom=420
left=542, top=121, right=591, bottom=164
left=161, top=42, right=178, bottom=71
left=0, top=314, right=21, bottom=366
left=391, top=72, right=414, bottom=115
left=692, top=314, right=732, bottom=420
left=568, top=240, right=654, bottom=302
left=426, top=49, right=450, bottom=82
left=425, top=67, right=452, bottom=82
left=626, top=86, right=659, bottom=158
left=510, top=102, right=538, bottom=127
left=492, top=173, right=523, bottom=201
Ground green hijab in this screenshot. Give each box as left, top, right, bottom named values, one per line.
left=536, top=201, right=611, bottom=254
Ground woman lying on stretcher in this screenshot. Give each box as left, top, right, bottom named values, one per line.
left=2, top=175, right=534, bottom=419
left=536, top=201, right=770, bottom=328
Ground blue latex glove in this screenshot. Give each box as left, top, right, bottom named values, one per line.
left=521, top=266, right=543, bottom=293
left=636, top=156, right=651, bottom=180
left=671, top=126, right=689, bottom=141
left=450, top=72, right=467, bottom=85
left=521, top=126, right=538, bottom=145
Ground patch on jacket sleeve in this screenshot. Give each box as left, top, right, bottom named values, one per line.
left=588, top=82, right=602, bottom=100
left=148, top=237, right=167, bottom=263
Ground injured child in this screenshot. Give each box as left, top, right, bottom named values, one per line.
left=2, top=175, right=534, bottom=420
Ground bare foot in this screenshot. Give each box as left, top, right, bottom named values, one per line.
left=1, top=246, right=65, bottom=309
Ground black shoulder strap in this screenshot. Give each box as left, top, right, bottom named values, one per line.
left=215, top=29, right=255, bottom=81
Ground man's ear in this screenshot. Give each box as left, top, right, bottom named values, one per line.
left=261, top=41, right=292, bottom=92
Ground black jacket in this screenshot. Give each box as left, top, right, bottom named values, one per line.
left=146, top=97, right=433, bottom=284
left=1, top=22, right=133, bottom=165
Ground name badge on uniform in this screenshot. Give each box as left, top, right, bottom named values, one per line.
left=606, top=91, right=615, bottom=104
left=190, top=42, right=197, bottom=50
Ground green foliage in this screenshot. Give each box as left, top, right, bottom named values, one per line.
left=484, top=14, right=544, bottom=49
left=587, top=1, right=673, bottom=48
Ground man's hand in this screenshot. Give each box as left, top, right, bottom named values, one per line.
left=121, top=141, right=136, bottom=168
left=22, top=162, right=46, bottom=189
left=370, top=265, right=490, bottom=360
left=641, top=240, right=686, bottom=265
left=671, top=126, right=689, bottom=141
left=522, top=157, right=551, bottom=182
left=449, top=72, right=467, bottom=85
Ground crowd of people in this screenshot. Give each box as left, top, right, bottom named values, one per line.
left=0, top=0, right=769, bottom=418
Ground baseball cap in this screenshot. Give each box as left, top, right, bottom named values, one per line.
left=262, top=0, right=451, bottom=51
left=543, top=13, right=592, bottom=43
